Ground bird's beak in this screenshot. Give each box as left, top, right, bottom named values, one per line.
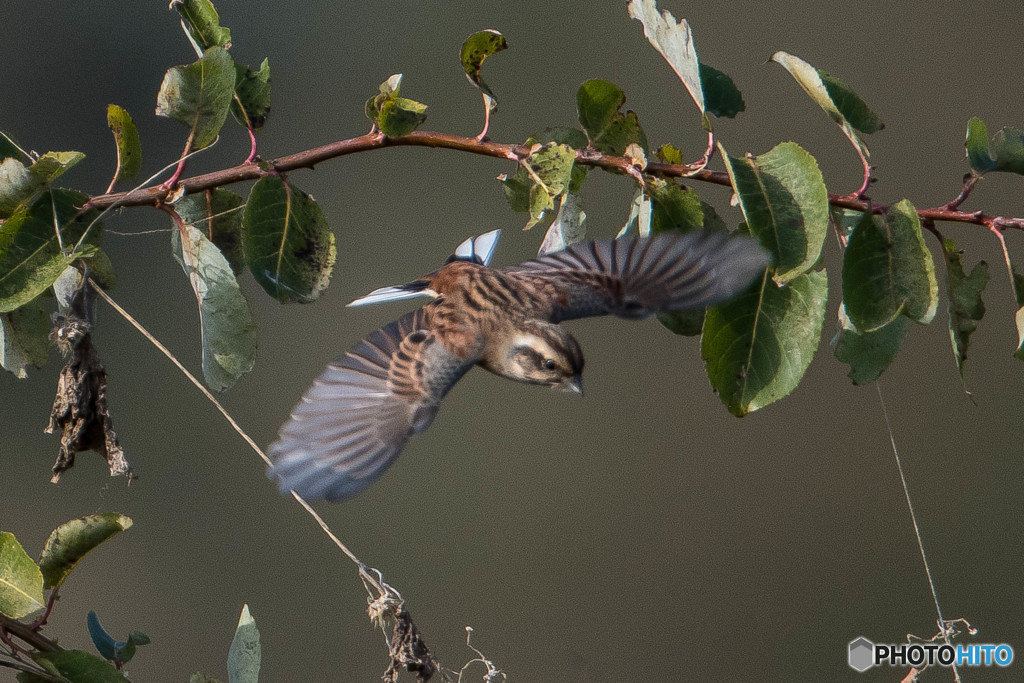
left=558, top=374, right=584, bottom=396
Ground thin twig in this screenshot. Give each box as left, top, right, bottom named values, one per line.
left=79, top=130, right=1024, bottom=234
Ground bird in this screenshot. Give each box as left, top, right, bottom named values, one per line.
left=267, top=228, right=769, bottom=502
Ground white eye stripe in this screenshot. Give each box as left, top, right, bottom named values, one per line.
left=511, top=334, right=558, bottom=360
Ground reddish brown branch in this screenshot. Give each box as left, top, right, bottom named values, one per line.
left=84, top=130, right=1024, bottom=232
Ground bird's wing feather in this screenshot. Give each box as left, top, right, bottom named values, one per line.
left=511, top=231, right=769, bottom=321
left=268, top=307, right=475, bottom=502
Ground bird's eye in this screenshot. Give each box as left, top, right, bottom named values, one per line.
left=543, top=358, right=557, bottom=370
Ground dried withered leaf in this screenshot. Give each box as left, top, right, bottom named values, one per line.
left=382, top=604, right=439, bottom=683
left=44, top=271, right=132, bottom=483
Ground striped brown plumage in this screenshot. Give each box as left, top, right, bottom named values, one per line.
left=268, top=230, right=768, bottom=502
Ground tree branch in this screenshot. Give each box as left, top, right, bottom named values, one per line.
left=83, top=129, right=1024, bottom=233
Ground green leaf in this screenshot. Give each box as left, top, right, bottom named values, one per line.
left=0, top=189, right=100, bottom=312
left=0, top=151, right=86, bottom=218
left=498, top=168, right=531, bottom=214
left=832, top=303, right=908, bottom=385
left=627, top=0, right=705, bottom=116
left=176, top=189, right=246, bottom=274
left=644, top=180, right=716, bottom=337
left=539, top=190, right=586, bottom=256
left=527, top=127, right=589, bottom=191
left=989, top=127, right=1024, bottom=174
left=842, top=201, right=938, bottom=331
left=0, top=299, right=50, bottom=378
left=719, top=141, right=828, bottom=284
left=656, top=143, right=683, bottom=165
left=242, top=176, right=335, bottom=303
left=33, top=650, right=130, bottom=682
left=647, top=177, right=704, bottom=235
left=228, top=604, right=261, bottom=683
left=577, top=80, right=625, bottom=142
left=943, top=239, right=988, bottom=379
left=657, top=310, right=704, bottom=336
left=460, top=30, right=508, bottom=114
left=964, top=117, right=995, bottom=174
left=364, top=74, right=428, bottom=137
left=378, top=96, right=428, bottom=137
left=88, top=611, right=119, bottom=661
left=575, top=80, right=648, bottom=155
left=523, top=142, right=576, bottom=230
left=83, top=248, right=118, bottom=291
left=106, top=105, right=142, bottom=184
left=0, top=131, right=22, bottom=161
left=830, top=206, right=862, bottom=242
left=965, top=117, right=1024, bottom=176
left=771, top=51, right=882, bottom=159
left=231, top=59, right=271, bottom=130
left=699, top=63, right=745, bottom=118
left=156, top=47, right=236, bottom=151
left=0, top=532, right=44, bottom=619
left=702, top=269, right=828, bottom=416
left=172, top=224, right=257, bottom=391
left=173, top=0, right=232, bottom=51
left=37, top=513, right=133, bottom=590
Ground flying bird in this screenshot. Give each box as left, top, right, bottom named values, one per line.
left=268, top=229, right=768, bottom=502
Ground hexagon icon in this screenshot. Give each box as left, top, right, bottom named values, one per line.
left=848, top=637, right=874, bottom=672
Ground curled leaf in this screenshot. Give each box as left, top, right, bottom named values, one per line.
left=771, top=51, right=882, bottom=160
left=364, top=74, right=428, bottom=137
left=38, top=514, right=133, bottom=590
left=460, top=30, right=508, bottom=112
left=106, top=105, right=142, bottom=185
left=172, top=0, right=231, bottom=51
left=964, top=116, right=1024, bottom=176
left=627, top=0, right=705, bottom=116
left=943, top=239, right=988, bottom=380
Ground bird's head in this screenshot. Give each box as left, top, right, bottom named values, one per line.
left=505, top=320, right=584, bottom=394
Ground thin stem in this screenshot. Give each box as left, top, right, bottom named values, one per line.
left=476, top=93, right=492, bottom=141
left=854, top=148, right=872, bottom=198
left=82, top=129, right=1024, bottom=235
left=27, top=589, right=59, bottom=631
left=88, top=282, right=391, bottom=607
left=244, top=126, right=258, bottom=164
left=875, top=382, right=961, bottom=683
left=943, top=173, right=979, bottom=211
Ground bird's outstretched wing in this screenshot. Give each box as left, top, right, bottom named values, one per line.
left=510, top=231, right=769, bottom=321
left=268, top=307, right=475, bottom=502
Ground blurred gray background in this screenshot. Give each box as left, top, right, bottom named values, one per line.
left=2, top=1, right=1022, bottom=680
